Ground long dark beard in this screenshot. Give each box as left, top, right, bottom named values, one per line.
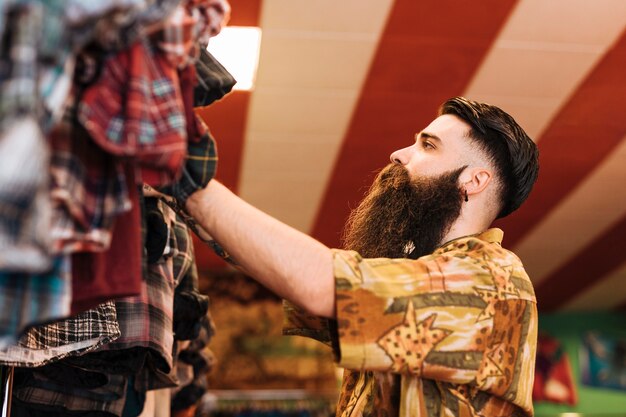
left=342, top=164, right=465, bottom=259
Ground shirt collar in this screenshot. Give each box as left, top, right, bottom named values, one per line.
left=477, top=228, right=504, bottom=244
left=439, top=228, right=504, bottom=249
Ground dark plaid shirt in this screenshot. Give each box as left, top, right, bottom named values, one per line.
left=13, top=367, right=127, bottom=417
left=194, top=48, right=236, bottom=107
left=49, top=118, right=131, bottom=253
left=159, top=114, right=218, bottom=204
left=156, top=192, right=237, bottom=266
left=99, top=199, right=196, bottom=391
left=0, top=301, right=120, bottom=367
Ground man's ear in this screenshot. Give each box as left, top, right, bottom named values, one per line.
left=462, top=167, right=493, bottom=197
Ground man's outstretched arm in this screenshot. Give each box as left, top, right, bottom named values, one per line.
left=185, top=180, right=336, bottom=318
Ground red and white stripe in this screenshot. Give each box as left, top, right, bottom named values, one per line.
left=195, top=0, right=626, bottom=312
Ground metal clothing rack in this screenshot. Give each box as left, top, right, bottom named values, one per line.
left=0, top=366, right=14, bottom=417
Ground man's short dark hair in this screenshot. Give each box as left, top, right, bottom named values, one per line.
left=439, top=97, right=539, bottom=218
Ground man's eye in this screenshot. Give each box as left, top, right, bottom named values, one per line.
left=422, top=141, right=434, bottom=150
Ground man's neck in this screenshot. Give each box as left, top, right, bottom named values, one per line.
left=441, top=215, right=491, bottom=248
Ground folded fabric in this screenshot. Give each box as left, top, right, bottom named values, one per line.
left=0, top=256, right=71, bottom=350
left=77, top=39, right=187, bottom=187
left=36, top=362, right=109, bottom=389
left=97, top=268, right=174, bottom=378
left=49, top=118, right=131, bottom=253
left=173, top=291, right=209, bottom=341
left=95, top=201, right=178, bottom=388
left=0, top=301, right=120, bottom=367
left=134, top=362, right=180, bottom=392
left=173, top=350, right=196, bottom=390
left=11, top=398, right=125, bottom=417
left=171, top=382, right=205, bottom=412
left=63, top=347, right=153, bottom=377
left=159, top=115, right=218, bottom=205
left=154, top=47, right=219, bottom=203
left=194, top=48, right=236, bottom=107
left=95, top=198, right=216, bottom=391
left=173, top=258, right=210, bottom=343
left=177, top=346, right=213, bottom=376
left=179, top=61, right=199, bottom=144
left=169, top=205, right=195, bottom=287
left=70, top=165, right=143, bottom=315
left=13, top=366, right=128, bottom=417
left=171, top=317, right=215, bottom=411
left=168, top=201, right=211, bottom=341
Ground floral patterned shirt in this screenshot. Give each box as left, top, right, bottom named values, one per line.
left=284, top=229, right=537, bottom=417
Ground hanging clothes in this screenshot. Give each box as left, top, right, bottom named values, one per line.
left=48, top=118, right=132, bottom=254
left=69, top=166, right=143, bottom=315
left=68, top=198, right=200, bottom=382
left=158, top=115, right=218, bottom=206
left=0, top=120, right=51, bottom=272
left=11, top=369, right=128, bottom=417
left=47, top=117, right=144, bottom=312
left=153, top=4, right=202, bottom=70
left=77, top=39, right=188, bottom=187
left=0, top=257, right=71, bottom=349
left=0, top=5, right=52, bottom=273
left=193, top=48, right=236, bottom=108
left=0, top=301, right=120, bottom=367
left=1, top=1, right=234, bottom=415
left=10, top=197, right=214, bottom=415
left=171, top=317, right=215, bottom=413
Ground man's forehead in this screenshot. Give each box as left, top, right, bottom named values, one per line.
left=420, top=114, right=471, bottom=145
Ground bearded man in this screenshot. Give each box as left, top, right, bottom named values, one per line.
left=185, top=97, right=540, bottom=417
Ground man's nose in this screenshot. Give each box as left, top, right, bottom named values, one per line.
left=390, top=147, right=409, bottom=165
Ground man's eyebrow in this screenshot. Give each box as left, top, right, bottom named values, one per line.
left=415, top=131, right=442, bottom=144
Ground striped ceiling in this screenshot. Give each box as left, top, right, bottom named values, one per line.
left=194, top=0, right=626, bottom=313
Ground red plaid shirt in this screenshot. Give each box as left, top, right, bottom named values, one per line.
left=49, top=118, right=131, bottom=254
left=78, top=40, right=187, bottom=187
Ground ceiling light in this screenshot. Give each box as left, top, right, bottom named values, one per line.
left=207, top=26, right=262, bottom=91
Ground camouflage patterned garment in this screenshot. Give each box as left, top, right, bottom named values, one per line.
left=284, top=229, right=538, bottom=417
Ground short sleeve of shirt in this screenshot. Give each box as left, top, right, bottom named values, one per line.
left=282, top=300, right=335, bottom=349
